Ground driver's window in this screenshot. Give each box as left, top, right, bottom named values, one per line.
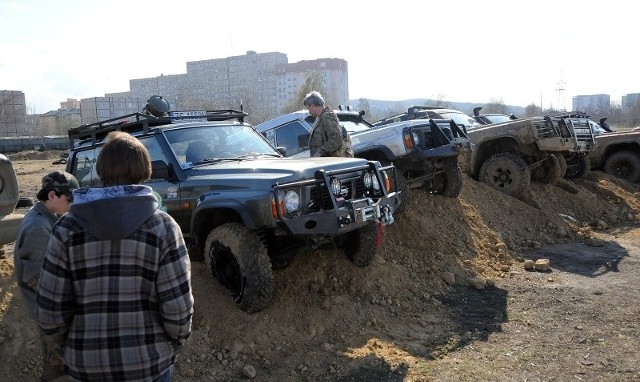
left=275, top=122, right=309, bottom=156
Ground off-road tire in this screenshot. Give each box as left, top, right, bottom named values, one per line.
left=532, top=154, right=562, bottom=185
left=564, top=153, right=590, bottom=179
left=603, top=150, right=640, bottom=183
left=555, top=153, right=568, bottom=178
left=431, top=157, right=463, bottom=198
left=479, top=152, right=531, bottom=198
left=395, top=173, right=409, bottom=214
left=204, top=223, right=274, bottom=313
left=341, top=222, right=381, bottom=267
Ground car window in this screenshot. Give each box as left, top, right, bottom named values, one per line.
left=271, top=121, right=310, bottom=156
left=72, top=147, right=100, bottom=187
left=72, top=136, right=169, bottom=187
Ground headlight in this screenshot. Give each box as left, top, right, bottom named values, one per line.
left=283, top=190, right=300, bottom=213
left=412, top=132, right=420, bottom=146
left=372, top=173, right=381, bottom=191
left=330, top=177, right=342, bottom=196
left=363, top=172, right=374, bottom=189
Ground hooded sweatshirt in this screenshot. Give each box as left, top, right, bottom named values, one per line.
left=37, top=185, right=194, bottom=382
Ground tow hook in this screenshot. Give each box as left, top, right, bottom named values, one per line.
left=380, top=205, right=394, bottom=226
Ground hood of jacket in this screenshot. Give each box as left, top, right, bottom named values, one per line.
left=69, top=185, right=159, bottom=240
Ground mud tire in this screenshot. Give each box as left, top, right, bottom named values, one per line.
left=341, top=222, right=381, bottom=267
left=532, top=154, right=562, bottom=185
left=431, top=157, right=463, bottom=198
left=204, top=223, right=274, bottom=313
left=555, top=153, right=568, bottom=178
left=479, top=152, right=531, bottom=198
left=564, top=154, right=590, bottom=179
left=603, top=150, right=640, bottom=183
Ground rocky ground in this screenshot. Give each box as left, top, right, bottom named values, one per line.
left=0, top=151, right=639, bottom=381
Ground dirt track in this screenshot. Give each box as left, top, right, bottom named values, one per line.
left=0, top=152, right=639, bottom=381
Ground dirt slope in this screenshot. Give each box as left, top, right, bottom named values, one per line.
left=0, top=152, right=638, bottom=381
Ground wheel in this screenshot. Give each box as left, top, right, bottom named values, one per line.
left=340, top=222, right=382, bottom=267
left=479, top=152, right=530, bottom=197
left=564, top=153, right=590, bottom=179
left=603, top=150, right=640, bottom=183
left=395, top=173, right=409, bottom=213
left=555, top=153, right=568, bottom=178
left=531, top=154, right=561, bottom=185
left=430, top=157, right=463, bottom=198
left=203, top=223, right=275, bottom=313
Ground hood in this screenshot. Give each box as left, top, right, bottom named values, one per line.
left=188, top=157, right=370, bottom=183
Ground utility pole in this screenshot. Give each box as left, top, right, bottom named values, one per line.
left=555, top=76, right=567, bottom=112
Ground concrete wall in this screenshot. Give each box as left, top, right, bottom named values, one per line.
left=0, top=136, right=68, bottom=154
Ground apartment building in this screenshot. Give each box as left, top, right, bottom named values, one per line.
left=0, top=90, right=28, bottom=137
left=572, top=94, right=611, bottom=113
left=622, top=93, right=640, bottom=109
left=80, top=51, right=349, bottom=124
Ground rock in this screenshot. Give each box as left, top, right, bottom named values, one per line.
left=468, top=277, right=485, bottom=290
left=241, top=364, right=257, bottom=379
left=534, top=259, right=550, bottom=271
left=523, top=260, right=535, bottom=270
left=442, top=272, right=455, bottom=285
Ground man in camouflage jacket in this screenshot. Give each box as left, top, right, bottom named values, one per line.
left=303, top=91, right=354, bottom=158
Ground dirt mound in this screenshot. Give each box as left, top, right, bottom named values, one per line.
left=5, top=150, right=66, bottom=161
left=0, top=156, right=638, bottom=381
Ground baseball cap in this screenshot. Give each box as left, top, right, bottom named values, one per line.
left=41, top=170, right=79, bottom=200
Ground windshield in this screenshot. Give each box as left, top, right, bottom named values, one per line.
left=437, top=111, right=480, bottom=128
left=485, top=115, right=513, bottom=124
left=165, top=124, right=280, bottom=168
left=590, top=121, right=607, bottom=136
left=339, top=120, right=372, bottom=134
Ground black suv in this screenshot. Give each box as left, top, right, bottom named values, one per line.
left=65, top=107, right=400, bottom=313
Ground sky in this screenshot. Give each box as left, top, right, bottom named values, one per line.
left=0, top=0, right=636, bottom=113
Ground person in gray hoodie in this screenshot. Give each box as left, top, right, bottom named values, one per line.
left=37, top=131, right=194, bottom=382
left=14, top=170, right=78, bottom=381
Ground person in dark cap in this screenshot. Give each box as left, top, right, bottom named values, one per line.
left=599, top=118, right=613, bottom=133
left=14, top=170, right=78, bottom=381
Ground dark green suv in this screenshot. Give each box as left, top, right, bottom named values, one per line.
left=66, top=109, right=401, bottom=313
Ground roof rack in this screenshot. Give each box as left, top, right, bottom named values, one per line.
left=67, top=109, right=248, bottom=147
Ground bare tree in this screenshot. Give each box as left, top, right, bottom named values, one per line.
left=524, top=103, right=542, bottom=117
left=280, top=71, right=326, bottom=114
left=483, top=98, right=508, bottom=114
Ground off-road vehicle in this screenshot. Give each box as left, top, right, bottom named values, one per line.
left=588, top=120, right=640, bottom=183
left=255, top=106, right=473, bottom=206
left=65, top=100, right=401, bottom=313
left=0, top=154, right=24, bottom=245
left=375, top=106, right=597, bottom=197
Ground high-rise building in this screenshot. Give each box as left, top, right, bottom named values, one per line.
left=622, top=93, right=640, bottom=109
left=0, top=90, right=27, bottom=137
left=572, top=94, right=610, bottom=113
left=80, top=51, right=349, bottom=124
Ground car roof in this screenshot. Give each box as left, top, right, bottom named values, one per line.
left=255, top=108, right=366, bottom=133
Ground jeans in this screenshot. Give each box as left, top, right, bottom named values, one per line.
left=155, top=365, right=173, bottom=382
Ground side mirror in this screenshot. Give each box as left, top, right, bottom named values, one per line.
left=298, top=133, right=310, bottom=149
left=276, top=147, right=287, bottom=156
left=151, top=160, right=170, bottom=179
